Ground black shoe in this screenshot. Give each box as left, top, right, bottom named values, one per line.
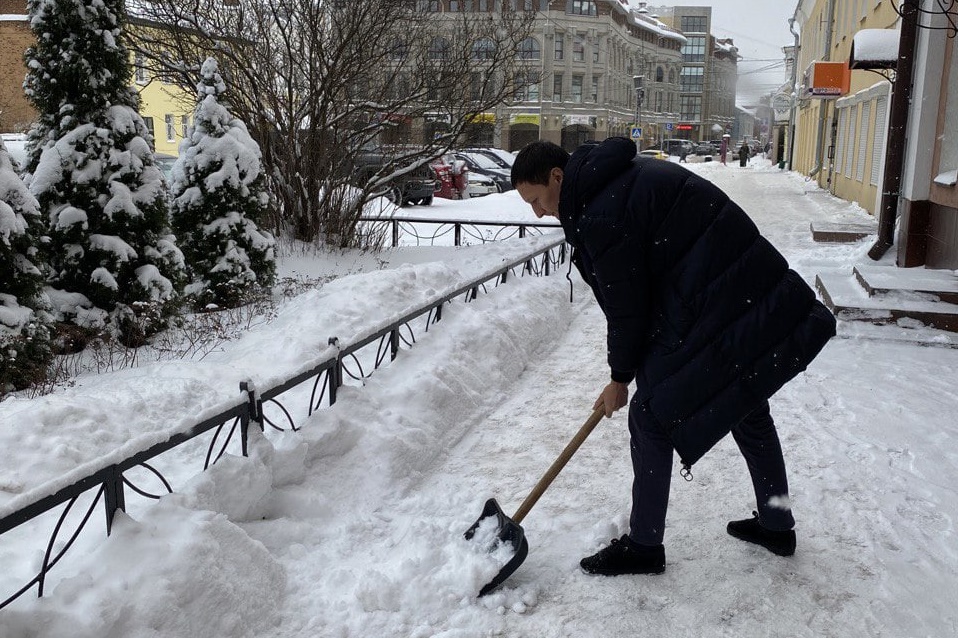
left=727, top=511, right=796, bottom=557
left=580, top=535, right=666, bottom=576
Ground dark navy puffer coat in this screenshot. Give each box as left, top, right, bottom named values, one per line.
left=559, top=137, right=835, bottom=467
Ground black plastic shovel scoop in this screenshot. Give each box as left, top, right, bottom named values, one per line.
left=465, top=407, right=605, bottom=596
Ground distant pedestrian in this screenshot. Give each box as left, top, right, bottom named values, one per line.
left=739, top=141, right=750, bottom=167
left=720, top=135, right=730, bottom=165
left=679, top=144, right=688, bottom=163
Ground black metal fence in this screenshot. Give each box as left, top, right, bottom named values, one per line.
left=0, top=234, right=567, bottom=610
left=358, top=215, right=561, bottom=248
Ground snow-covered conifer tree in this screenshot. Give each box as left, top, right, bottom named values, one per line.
left=0, top=139, right=52, bottom=393
left=23, top=0, right=185, bottom=346
left=171, top=57, right=275, bottom=310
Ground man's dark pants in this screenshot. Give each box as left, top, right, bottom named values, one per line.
left=627, top=397, right=795, bottom=546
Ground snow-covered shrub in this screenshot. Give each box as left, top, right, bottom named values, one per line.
left=23, top=0, right=185, bottom=347
left=171, top=58, right=275, bottom=311
left=0, top=139, right=52, bottom=393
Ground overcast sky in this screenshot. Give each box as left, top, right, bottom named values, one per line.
left=705, top=0, right=798, bottom=106
left=643, top=1, right=799, bottom=107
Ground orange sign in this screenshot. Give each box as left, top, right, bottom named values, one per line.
left=804, top=61, right=850, bottom=98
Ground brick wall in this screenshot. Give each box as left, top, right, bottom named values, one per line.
left=0, top=10, right=36, bottom=132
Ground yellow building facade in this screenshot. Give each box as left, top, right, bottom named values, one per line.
left=132, top=54, right=193, bottom=158
left=791, top=0, right=900, bottom=216
left=0, top=0, right=192, bottom=158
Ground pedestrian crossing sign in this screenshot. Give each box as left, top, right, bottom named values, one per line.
left=630, top=127, right=642, bottom=139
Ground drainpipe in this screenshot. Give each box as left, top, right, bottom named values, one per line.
left=868, top=1, right=921, bottom=261
left=810, top=0, right=837, bottom=179
left=787, top=16, right=800, bottom=171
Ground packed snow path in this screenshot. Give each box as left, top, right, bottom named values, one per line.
left=2, top=162, right=956, bottom=637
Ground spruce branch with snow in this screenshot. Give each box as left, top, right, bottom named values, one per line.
left=171, top=58, right=275, bottom=311
left=23, top=0, right=185, bottom=347
left=0, top=139, right=52, bottom=393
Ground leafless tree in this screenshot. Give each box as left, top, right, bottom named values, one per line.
left=128, top=0, right=536, bottom=247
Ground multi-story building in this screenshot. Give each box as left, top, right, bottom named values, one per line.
left=791, top=0, right=899, bottom=217
left=0, top=0, right=192, bottom=158
left=427, top=0, right=685, bottom=151
left=647, top=5, right=738, bottom=142
left=792, top=0, right=957, bottom=269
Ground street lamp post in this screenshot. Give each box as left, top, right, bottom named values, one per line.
left=633, top=74, right=645, bottom=150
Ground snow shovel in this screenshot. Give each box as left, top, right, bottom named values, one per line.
left=465, top=407, right=605, bottom=596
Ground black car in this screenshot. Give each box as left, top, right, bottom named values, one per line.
left=462, top=147, right=514, bottom=170
left=387, top=161, right=437, bottom=206
left=454, top=151, right=513, bottom=192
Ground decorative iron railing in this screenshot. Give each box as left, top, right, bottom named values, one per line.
left=358, top=215, right=561, bottom=247
left=0, top=233, right=567, bottom=610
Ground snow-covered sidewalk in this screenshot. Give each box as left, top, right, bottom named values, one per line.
left=2, top=162, right=956, bottom=637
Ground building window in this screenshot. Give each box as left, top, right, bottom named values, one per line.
left=681, top=36, right=706, bottom=63
left=593, top=41, right=600, bottom=63
left=449, top=0, right=459, bottom=10
left=143, top=116, right=155, bottom=142
left=568, top=0, right=597, bottom=16
left=571, top=75, right=583, bottom=103
left=478, top=0, right=489, bottom=10
left=938, top=43, right=958, bottom=176
left=428, top=0, right=440, bottom=11
left=871, top=96, right=888, bottom=185
left=655, top=66, right=664, bottom=82
left=181, top=115, right=189, bottom=139
left=573, top=33, right=585, bottom=62
left=514, top=70, right=540, bottom=102
left=680, top=67, right=704, bottom=93
left=591, top=76, right=599, bottom=102
left=134, top=55, right=148, bottom=84
left=655, top=91, right=662, bottom=112
left=165, top=114, right=175, bottom=142
left=517, top=37, right=541, bottom=60
left=429, top=37, right=450, bottom=60
left=554, top=35, right=564, bottom=61
left=669, top=68, right=676, bottom=84
left=553, top=73, right=563, bottom=101
left=681, top=15, right=707, bottom=33
left=473, top=38, right=496, bottom=60
left=679, top=95, right=701, bottom=121
left=856, top=102, right=871, bottom=182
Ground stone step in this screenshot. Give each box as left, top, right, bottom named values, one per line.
left=815, top=268, right=958, bottom=332
left=853, top=264, right=958, bottom=304
left=810, top=221, right=878, bottom=243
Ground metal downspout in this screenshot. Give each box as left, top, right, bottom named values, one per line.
left=787, top=17, right=800, bottom=171
left=868, top=1, right=921, bottom=260
left=811, top=0, right=837, bottom=179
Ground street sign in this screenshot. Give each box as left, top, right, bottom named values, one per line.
left=630, top=127, right=642, bottom=139
left=666, top=123, right=674, bottom=131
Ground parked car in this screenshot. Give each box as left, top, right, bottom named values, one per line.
left=453, top=151, right=513, bottom=192
left=430, top=154, right=470, bottom=200
left=662, top=138, right=693, bottom=157
left=466, top=172, right=498, bottom=197
left=387, top=161, right=438, bottom=206
left=692, top=143, right=715, bottom=160
left=463, top=147, right=515, bottom=169
left=639, top=149, right=669, bottom=160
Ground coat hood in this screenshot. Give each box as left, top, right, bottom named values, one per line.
left=559, top=137, right=637, bottom=228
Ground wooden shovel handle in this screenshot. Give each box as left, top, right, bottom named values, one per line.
left=512, top=407, right=606, bottom=524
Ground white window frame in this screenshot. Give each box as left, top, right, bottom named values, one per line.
left=856, top=102, right=871, bottom=182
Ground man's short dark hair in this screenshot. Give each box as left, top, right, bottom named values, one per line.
left=511, top=141, right=570, bottom=188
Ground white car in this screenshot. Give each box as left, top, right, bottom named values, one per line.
left=466, top=172, right=498, bottom=197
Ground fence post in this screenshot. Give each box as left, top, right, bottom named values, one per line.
left=519, top=226, right=526, bottom=239
left=328, top=337, right=342, bottom=405
left=455, top=223, right=461, bottom=246
left=392, top=220, right=399, bottom=248
left=240, top=380, right=261, bottom=458
left=103, top=466, right=126, bottom=536
left=390, top=328, right=399, bottom=361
